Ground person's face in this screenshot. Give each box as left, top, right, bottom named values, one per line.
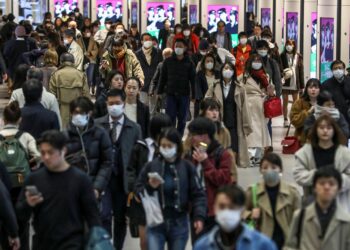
left=56, top=19, right=62, bottom=26
left=175, top=42, right=185, bottom=49
left=164, top=20, right=171, bottom=29
left=107, top=95, right=124, bottom=106
left=110, top=74, right=124, bottom=90
left=113, top=45, right=124, bottom=54
left=84, top=19, right=91, bottom=26
left=317, top=120, right=334, bottom=142
left=323, top=100, right=335, bottom=108
left=158, top=9, right=165, bottom=17
left=223, top=64, right=233, bottom=71
left=260, top=160, right=281, bottom=175
left=214, top=193, right=240, bottom=214
left=209, top=13, right=215, bottom=21
left=64, top=35, right=73, bottom=44
left=314, top=177, right=339, bottom=203
left=307, top=85, right=320, bottom=99
left=230, top=14, right=236, bottom=23
left=332, top=63, right=345, bottom=72
left=218, top=22, right=225, bottom=33
left=191, top=134, right=210, bottom=148
left=72, top=107, right=88, bottom=116
left=142, top=35, right=152, bottom=42
left=125, top=80, right=139, bottom=98
left=83, top=29, right=91, bottom=37
left=220, top=13, right=227, bottom=21
left=39, top=143, right=65, bottom=171
left=205, top=108, right=220, bottom=122
left=160, top=138, right=177, bottom=150
left=205, top=56, right=214, bottom=64
left=254, top=26, right=262, bottom=36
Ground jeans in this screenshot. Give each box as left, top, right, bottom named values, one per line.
left=85, top=63, right=96, bottom=87
left=147, top=215, right=189, bottom=250
left=101, top=174, right=127, bottom=250
left=166, top=95, right=190, bottom=136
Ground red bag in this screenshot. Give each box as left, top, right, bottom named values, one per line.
left=264, top=96, right=282, bottom=118
left=281, top=125, right=301, bottom=154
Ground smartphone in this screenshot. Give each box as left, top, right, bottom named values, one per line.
left=26, top=186, right=41, bottom=196
left=148, top=172, right=165, bottom=184
left=198, top=142, right=208, bottom=152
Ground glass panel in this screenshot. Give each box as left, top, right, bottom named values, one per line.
left=96, top=0, right=123, bottom=24
left=19, top=0, right=48, bottom=27
left=320, top=17, right=334, bottom=82
left=146, top=2, right=175, bottom=39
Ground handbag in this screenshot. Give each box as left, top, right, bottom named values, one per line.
left=246, top=183, right=258, bottom=229
left=264, top=96, right=282, bottom=118
left=140, top=189, right=164, bottom=228
left=281, top=124, right=301, bottom=154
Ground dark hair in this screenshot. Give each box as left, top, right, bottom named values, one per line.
left=159, top=127, right=183, bottom=157
left=60, top=52, right=75, bottom=64
left=81, top=26, right=91, bottom=33
left=261, top=29, right=272, bottom=38
left=217, top=20, right=225, bottom=27
left=22, top=21, right=33, bottom=35
left=22, top=79, right=43, bottom=104
left=64, top=28, right=75, bottom=39
left=12, top=64, right=30, bottom=90
left=302, top=78, right=321, bottom=101
left=254, top=24, right=263, bottom=30
left=245, top=54, right=265, bottom=76
left=312, top=166, right=342, bottom=189
left=215, top=185, right=246, bottom=207
left=284, top=39, right=297, bottom=54
left=140, top=32, right=152, bottom=41
left=256, top=40, right=269, bottom=49
left=69, top=96, right=94, bottom=114
left=317, top=91, right=333, bottom=106
left=199, top=52, right=216, bottom=72
left=112, top=37, right=125, bottom=47
left=174, top=38, right=188, bottom=47
left=125, top=77, right=142, bottom=89
left=309, top=114, right=347, bottom=147
left=27, top=67, right=44, bottom=81
left=3, top=101, right=21, bottom=123
left=151, top=36, right=158, bottom=43
left=330, top=60, right=345, bottom=70
left=199, top=98, right=221, bottom=115
left=238, top=31, right=248, bottom=39
left=260, top=153, right=283, bottom=171
left=106, top=70, right=125, bottom=89
left=149, top=114, right=172, bottom=140
left=188, top=117, right=217, bottom=140
left=107, top=88, right=126, bottom=101
left=37, top=130, right=67, bottom=151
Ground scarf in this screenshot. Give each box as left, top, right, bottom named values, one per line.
left=114, top=45, right=127, bottom=59
left=314, top=105, right=340, bottom=120
left=142, top=46, right=152, bottom=65
left=250, top=69, right=269, bottom=88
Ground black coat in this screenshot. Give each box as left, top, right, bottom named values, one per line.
left=195, top=70, right=220, bottom=100
left=136, top=99, right=150, bottom=138
left=93, top=90, right=108, bottom=119
left=158, top=28, right=171, bottom=50
left=280, top=52, right=305, bottom=89
left=210, top=32, right=232, bottom=51
left=135, top=157, right=207, bottom=221
left=157, top=54, right=196, bottom=98
left=135, top=47, right=163, bottom=93
left=149, top=62, right=163, bottom=95
left=65, top=120, right=112, bottom=192
left=322, top=76, right=350, bottom=123
left=19, top=102, right=60, bottom=139
left=0, top=180, right=18, bottom=237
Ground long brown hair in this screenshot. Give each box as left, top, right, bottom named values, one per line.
left=308, top=114, right=347, bottom=147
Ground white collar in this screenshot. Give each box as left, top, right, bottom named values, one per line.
left=109, top=114, right=124, bottom=125
left=145, top=137, right=155, bottom=147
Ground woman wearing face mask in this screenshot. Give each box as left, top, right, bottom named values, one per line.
left=303, top=91, right=349, bottom=139
left=124, top=77, right=150, bottom=138
left=290, top=78, right=321, bottom=145
left=294, top=114, right=350, bottom=210
left=244, top=153, right=300, bottom=250
left=280, top=39, right=305, bottom=127
left=244, top=54, right=273, bottom=167
left=65, top=96, right=113, bottom=201
left=173, top=23, right=200, bottom=55
left=94, top=70, right=125, bottom=118
left=135, top=127, right=207, bottom=250
left=232, top=32, right=252, bottom=78
left=194, top=53, right=220, bottom=117
left=81, top=26, right=98, bottom=95
left=206, top=62, right=252, bottom=168
left=166, top=23, right=182, bottom=49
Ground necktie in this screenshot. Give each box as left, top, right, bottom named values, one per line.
left=111, top=122, right=117, bottom=143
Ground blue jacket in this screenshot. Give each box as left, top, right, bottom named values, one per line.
left=194, top=225, right=278, bottom=250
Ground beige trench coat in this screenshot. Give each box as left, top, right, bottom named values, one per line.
left=206, top=80, right=252, bottom=168
left=244, top=77, right=271, bottom=148
left=284, top=203, right=350, bottom=250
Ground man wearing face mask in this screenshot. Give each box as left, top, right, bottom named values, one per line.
left=322, top=60, right=350, bottom=124
left=232, top=32, right=252, bottom=77
left=157, top=38, right=196, bottom=136
left=94, top=19, right=112, bottom=46
left=248, top=24, right=263, bottom=51
left=135, top=33, right=163, bottom=113
left=94, top=89, right=141, bottom=250
left=194, top=185, right=278, bottom=250
left=62, top=29, right=84, bottom=71
left=192, top=39, right=210, bottom=70
left=173, top=23, right=199, bottom=55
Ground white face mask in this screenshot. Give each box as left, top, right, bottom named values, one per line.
left=205, top=62, right=214, bottom=70
left=286, top=45, right=294, bottom=52
left=333, top=69, right=345, bottom=79
left=183, top=30, right=191, bottom=37
left=252, top=62, right=263, bottom=70
left=108, top=104, right=124, bottom=118
left=257, top=49, right=268, bottom=57
left=63, top=39, right=70, bottom=45
left=240, top=38, right=247, bottom=45
left=223, top=69, right=234, bottom=79
left=116, top=28, right=124, bottom=34
left=216, top=209, right=241, bottom=232
left=143, top=40, right=153, bottom=49
left=199, top=50, right=207, bottom=56
left=85, top=33, right=91, bottom=38
left=160, top=146, right=177, bottom=160
left=72, top=114, right=89, bottom=127
left=105, top=24, right=111, bottom=30
left=176, top=28, right=182, bottom=34
left=174, top=47, right=184, bottom=56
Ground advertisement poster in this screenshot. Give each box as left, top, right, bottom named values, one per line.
left=96, top=1, right=122, bottom=23
left=146, top=2, right=175, bottom=38
left=310, top=12, right=317, bottom=78
left=189, top=5, right=197, bottom=25
left=247, top=0, right=254, bottom=13
left=261, top=8, right=271, bottom=28
left=55, top=0, right=77, bottom=17
left=131, top=2, right=137, bottom=25
left=207, top=5, right=239, bottom=47
left=320, top=18, right=334, bottom=82
left=286, top=12, right=298, bottom=47
left=19, top=0, right=47, bottom=25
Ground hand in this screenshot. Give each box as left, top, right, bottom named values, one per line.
left=194, top=220, right=204, bottom=234
left=94, top=189, right=100, bottom=199
left=100, top=60, right=109, bottom=69
left=25, top=191, right=43, bottom=207
left=192, top=148, right=208, bottom=163
left=140, top=79, right=144, bottom=87
left=267, top=85, right=275, bottom=97
left=148, top=177, right=162, bottom=189
left=8, top=237, right=20, bottom=250
left=251, top=208, right=261, bottom=220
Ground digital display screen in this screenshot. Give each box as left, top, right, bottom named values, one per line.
left=286, top=12, right=298, bottom=48
left=96, top=0, right=123, bottom=24
left=54, top=0, right=77, bottom=17
left=189, top=5, right=197, bottom=25
left=247, top=0, right=254, bottom=13
left=310, top=12, right=317, bottom=78
left=320, top=17, right=334, bottom=82
left=131, top=2, right=137, bottom=25
left=19, top=0, right=47, bottom=26
left=261, top=8, right=271, bottom=28
left=146, top=2, right=175, bottom=38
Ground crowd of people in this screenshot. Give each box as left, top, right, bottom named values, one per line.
left=0, top=8, right=349, bottom=250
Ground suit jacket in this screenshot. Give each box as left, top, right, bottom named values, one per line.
left=211, top=32, right=232, bottom=51
left=94, top=115, right=142, bottom=193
